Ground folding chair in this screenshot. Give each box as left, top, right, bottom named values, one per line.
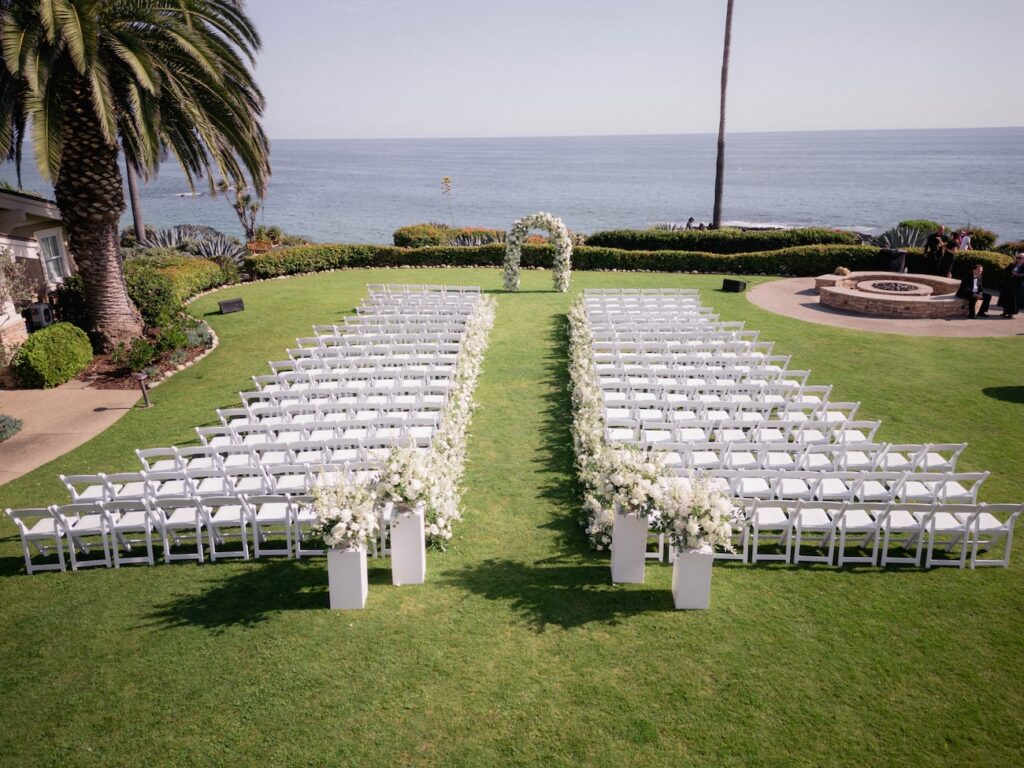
left=878, top=503, right=934, bottom=567
left=966, top=503, right=1023, bottom=568
left=834, top=502, right=885, bottom=567
left=50, top=503, right=112, bottom=571
left=4, top=507, right=67, bottom=574
left=102, top=498, right=157, bottom=567
left=200, top=496, right=250, bottom=561
left=245, top=494, right=295, bottom=558
left=750, top=498, right=794, bottom=564
left=149, top=497, right=205, bottom=563
left=791, top=500, right=843, bottom=565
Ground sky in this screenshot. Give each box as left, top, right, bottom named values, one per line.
left=247, top=0, right=1024, bottom=139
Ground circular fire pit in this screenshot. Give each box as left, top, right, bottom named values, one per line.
left=814, top=272, right=965, bottom=319
left=858, top=280, right=933, bottom=297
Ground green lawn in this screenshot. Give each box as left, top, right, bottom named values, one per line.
left=1, top=267, right=1022, bottom=767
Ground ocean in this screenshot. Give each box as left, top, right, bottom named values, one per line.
left=3, top=127, right=1022, bottom=244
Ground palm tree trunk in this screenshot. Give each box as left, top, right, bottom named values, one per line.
left=53, top=77, right=144, bottom=350
left=125, top=161, right=146, bottom=245
left=712, top=0, right=735, bottom=230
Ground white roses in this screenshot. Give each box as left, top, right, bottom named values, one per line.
left=503, top=212, right=574, bottom=292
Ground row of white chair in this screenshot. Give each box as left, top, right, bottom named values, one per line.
left=608, top=418, right=882, bottom=446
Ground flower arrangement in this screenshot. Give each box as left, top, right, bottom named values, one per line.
left=604, top=448, right=667, bottom=518
left=653, top=473, right=737, bottom=553
left=503, top=211, right=573, bottom=292
left=310, top=471, right=379, bottom=550
left=376, top=441, right=434, bottom=508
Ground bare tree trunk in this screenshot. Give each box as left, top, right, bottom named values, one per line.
left=54, top=77, right=144, bottom=350
left=125, top=161, right=146, bottom=245
left=712, top=0, right=735, bottom=230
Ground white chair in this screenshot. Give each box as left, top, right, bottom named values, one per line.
left=878, top=503, right=934, bottom=567
left=200, top=496, right=250, bottom=561
left=4, top=507, right=66, bottom=574
left=148, top=497, right=205, bottom=563
left=791, top=500, right=843, bottom=565
left=102, top=499, right=157, bottom=567
left=834, top=502, right=885, bottom=567
left=59, top=473, right=108, bottom=502
left=50, top=503, right=112, bottom=571
left=966, top=503, right=1022, bottom=568
left=244, top=494, right=295, bottom=558
left=924, top=504, right=976, bottom=569
left=291, top=493, right=324, bottom=558
left=750, top=498, right=793, bottom=564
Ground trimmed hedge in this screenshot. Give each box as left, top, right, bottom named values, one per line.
left=11, top=322, right=93, bottom=388
left=394, top=224, right=505, bottom=247
left=584, top=227, right=859, bottom=253
left=245, top=241, right=1013, bottom=287
left=123, top=254, right=229, bottom=326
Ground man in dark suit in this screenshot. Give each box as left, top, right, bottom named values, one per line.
left=957, top=264, right=991, bottom=318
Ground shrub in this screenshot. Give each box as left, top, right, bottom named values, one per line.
left=394, top=223, right=506, bottom=248
left=155, top=323, right=189, bottom=354
left=0, top=413, right=22, bottom=442
left=11, top=322, right=93, bottom=388
left=995, top=240, right=1024, bottom=256
left=124, top=253, right=228, bottom=326
left=245, top=241, right=882, bottom=280
left=584, top=227, right=859, bottom=253
left=962, top=227, right=997, bottom=251
left=898, top=219, right=943, bottom=233
left=124, top=262, right=180, bottom=326
left=49, top=273, right=92, bottom=333
left=185, top=321, right=214, bottom=349
left=125, top=338, right=157, bottom=372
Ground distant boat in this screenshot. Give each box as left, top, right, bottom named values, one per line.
left=176, top=191, right=203, bottom=197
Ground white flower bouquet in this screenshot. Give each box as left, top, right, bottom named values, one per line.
left=654, top=473, right=737, bottom=553
left=604, top=447, right=667, bottom=518
left=310, top=471, right=379, bottom=550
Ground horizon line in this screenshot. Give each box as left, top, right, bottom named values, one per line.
left=267, top=125, right=1024, bottom=142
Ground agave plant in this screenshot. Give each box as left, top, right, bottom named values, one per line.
left=652, top=222, right=689, bottom=231
left=195, top=234, right=248, bottom=267
left=874, top=225, right=927, bottom=250
left=450, top=231, right=506, bottom=246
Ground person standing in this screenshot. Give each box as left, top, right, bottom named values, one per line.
left=998, top=252, right=1024, bottom=317
left=938, top=231, right=960, bottom=277
left=957, top=264, right=991, bottom=318
left=924, top=224, right=947, bottom=274
left=959, top=230, right=973, bottom=251
left=685, top=217, right=696, bottom=230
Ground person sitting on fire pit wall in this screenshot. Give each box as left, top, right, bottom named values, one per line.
left=956, top=264, right=991, bottom=319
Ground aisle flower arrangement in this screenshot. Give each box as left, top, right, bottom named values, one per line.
left=389, top=294, right=495, bottom=547
left=653, top=473, right=737, bottom=554
left=503, top=211, right=573, bottom=292
left=311, top=471, right=380, bottom=550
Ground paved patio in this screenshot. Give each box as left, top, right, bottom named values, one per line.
left=747, top=277, right=1024, bottom=337
left=0, top=381, right=139, bottom=486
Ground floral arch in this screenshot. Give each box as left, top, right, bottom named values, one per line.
left=502, top=212, right=573, bottom=293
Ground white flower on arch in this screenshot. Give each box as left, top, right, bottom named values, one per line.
left=503, top=211, right=573, bottom=293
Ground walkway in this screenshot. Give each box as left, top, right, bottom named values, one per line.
left=0, top=382, right=139, bottom=485
left=747, top=277, right=1024, bottom=337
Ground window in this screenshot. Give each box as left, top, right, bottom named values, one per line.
left=34, top=228, right=69, bottom=283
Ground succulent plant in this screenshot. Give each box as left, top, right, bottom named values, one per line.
left=874, top=225, right=927, bottom=250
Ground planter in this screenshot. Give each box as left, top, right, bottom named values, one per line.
left=671, top=545, right=714, bottom=610
left=390, top=502, right=426, bottom=586
left=611, top=507, right=648, bottom=584
left=327, top=545, right=368, bottom=610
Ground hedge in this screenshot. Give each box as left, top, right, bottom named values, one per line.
left=394, top=223, right=505, bottom=247
left=11, top=322, right=93, bottom=388
left=123, top=254, right=229, bottom=326
left=584, top=227, right=859, bottom=253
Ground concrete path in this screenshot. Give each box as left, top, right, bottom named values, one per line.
left=748, top=277, right=1024, bottom=338
left=0, top=381, right=139, bottom=486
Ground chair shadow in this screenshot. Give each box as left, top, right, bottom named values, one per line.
left=442, top=556, right=672, bottom=632
left=982, top=385, right=1024, bottom=405
left=141, top=557, right=391, bottom=631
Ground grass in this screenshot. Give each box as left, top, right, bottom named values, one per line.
left=1, top=267, right=1023, bottom=767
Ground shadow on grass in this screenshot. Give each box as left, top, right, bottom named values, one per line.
left=982, top=385, right=1024, bottom=405
left=142, top=557, right=391, bottom=631
left=443, top=556, right=670, bottom=631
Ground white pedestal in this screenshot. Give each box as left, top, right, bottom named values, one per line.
left=327, top=546, right=368, bottom=610
left=391, top=503, right=426, bottom=585
left=611, top=510, right=648, bottom=584
left=671, top=546, right=714, bottom=610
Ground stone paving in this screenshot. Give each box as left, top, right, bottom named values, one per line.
left=747, top=277, right=1024, bottom=338
left=0, top=381, right=139, bottom=486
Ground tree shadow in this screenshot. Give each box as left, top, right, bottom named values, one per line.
left=982, top=385, right=1024, bottom=405
left=442, top=556, right=672, bottom=632
left=141, top=557, right=391, bottom=632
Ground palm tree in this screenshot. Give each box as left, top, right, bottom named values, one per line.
left=711, top=0, right=735, bottom=230
left=0, top=0, right=270, bottom=348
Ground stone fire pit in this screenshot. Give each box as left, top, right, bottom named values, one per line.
left=815, top=272, right=965, bottom=319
